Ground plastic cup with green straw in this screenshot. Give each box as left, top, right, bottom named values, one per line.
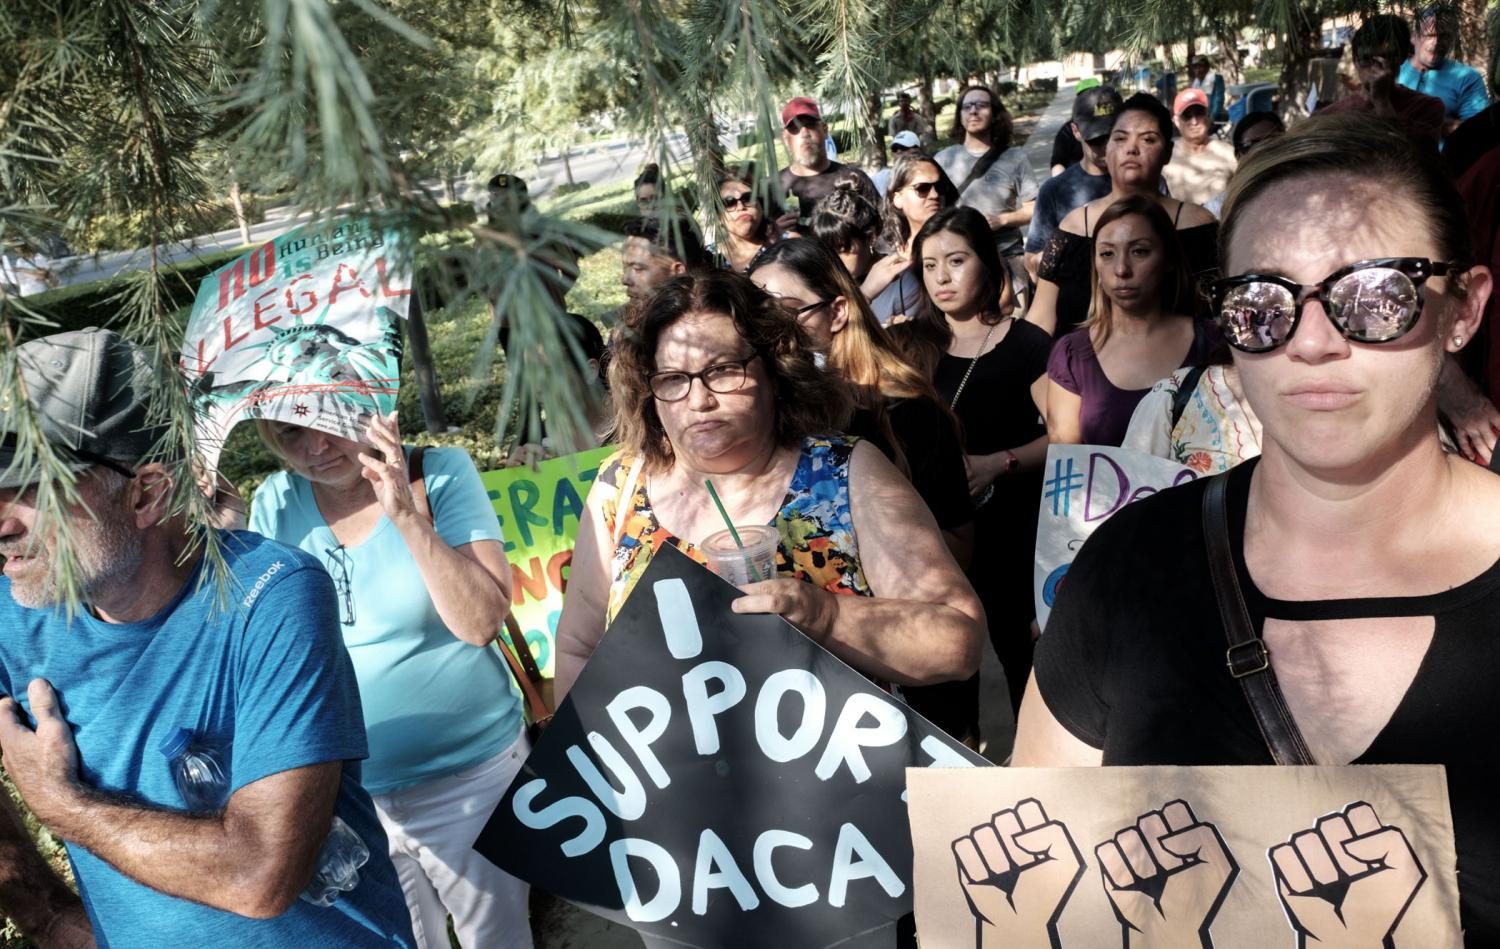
left=704, top=478, right=764, bottom=582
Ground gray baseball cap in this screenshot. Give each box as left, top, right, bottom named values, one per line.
left=0, top=327, right=164, bottom=489
left=1072, top=86, right=1124, bottom=142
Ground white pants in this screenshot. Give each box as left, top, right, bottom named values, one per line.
left=371, top=731, right=534, bottom=949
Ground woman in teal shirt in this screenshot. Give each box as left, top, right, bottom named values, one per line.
left=250, top=410, right=531, bottom=949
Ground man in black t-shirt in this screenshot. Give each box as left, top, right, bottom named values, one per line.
left=776, top=96, right=880, bottom=232
left=1025, top=85, right=1121, bottom=280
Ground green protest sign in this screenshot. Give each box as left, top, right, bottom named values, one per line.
left=480, top=446, right=613, bottom=678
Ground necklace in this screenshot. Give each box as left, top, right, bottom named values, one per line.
left=948, top=317, right=1001, bottom=410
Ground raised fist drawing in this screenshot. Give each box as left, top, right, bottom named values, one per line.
left=952, top=798, right=1085, bottom=949
left=1269, top=802, right=1426, bottom=949
left=1095, top=800, right=1239, bottom=949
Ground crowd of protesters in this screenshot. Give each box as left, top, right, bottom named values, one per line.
left=3, top=5, right=1500, bottom=946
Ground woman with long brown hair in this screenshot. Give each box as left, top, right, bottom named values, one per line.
left=751, top=237, right=980, bottom=742
left=866, top=154, right=960, bottom=323
left=892, top=206, right=1049, bottom=722
left=1045, top=194, right=1220, bottom=447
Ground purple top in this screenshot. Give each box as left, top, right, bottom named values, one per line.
left=1047, top=320, right=1219, bottom=446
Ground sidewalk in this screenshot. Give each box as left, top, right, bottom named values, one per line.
left=1022, top=83, right=1078, bottom=181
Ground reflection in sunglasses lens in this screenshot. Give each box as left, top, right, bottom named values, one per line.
left=1329, top=268, right=1418, bottom=340
left=1220, top=282, right=1296, bottom=351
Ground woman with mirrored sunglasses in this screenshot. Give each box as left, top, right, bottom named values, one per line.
left=554, top=269, right=984, bottom=721
left=866, top=154, right=961, bottom=323
left=1028, top=93, right=1219, bottom=338
left=707, top=164, right=780, bottom=273
left=1014, top=112, right=1500, bottom=945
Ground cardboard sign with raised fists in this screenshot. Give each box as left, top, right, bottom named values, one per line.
left=907, top=766, right=1461, bottom=948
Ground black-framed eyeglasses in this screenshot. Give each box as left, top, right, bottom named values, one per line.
left=785, top=117, right=821, bottom=133
left=648, top=353, right=761, bottom=402
left=1211, top=257, right=1467, bottom=354
left=722, top=192, right=755, bottom=210
left=906, top=181, right=939, bottom=198
left=324, top=545, right=356, bottom=627
left=960, top=99, right=991, bottom=113
left=773, top=298, right=830, bottom=323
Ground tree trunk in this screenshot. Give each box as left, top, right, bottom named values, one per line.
left=405, top=290, right=450, bottom=434
left=228, top=181, right=251, bottom=246
left=1458, top=0, right=1489, bottom=84
left=1213, top=25, right=1245, bottom=84
left=442, top=170, right=457, bottom=205
left=561, top=148, right=576, bottom=186
left=919, top=72, right=937, bottom=125
left=862, top=92, right=886, bottom=169
left=1276, top=15, right=1322, bottom=121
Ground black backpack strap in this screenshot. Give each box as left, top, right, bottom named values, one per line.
left=955, top=145, right=1006, bottom=196
left=1170, top=365, right=1210, bottom=428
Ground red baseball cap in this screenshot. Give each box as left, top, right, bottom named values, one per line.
left=781, top=97, right=822, bottom=128
left=1173, top=88, right=1210, bottom=117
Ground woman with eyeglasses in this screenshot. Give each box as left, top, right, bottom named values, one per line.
left=866, top=154, right=960, bottom=323
left=1028, top=93, right=1218, bottom=338
left=1014, top=113, right=1500, bottom=945
left=553, top=268, right=984, bottom=706
left=889, top=206, right=1047, bottom=720
left=249, top=413, right=533, bottom=948
left=1044, top=195, right=1222, bottom=447
left=748, top=238, right=980, bottom=741
left=707, top=165, right=779, bottom=273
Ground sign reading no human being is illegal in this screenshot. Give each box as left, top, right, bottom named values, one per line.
left=474, top=544, right=989, bottom=948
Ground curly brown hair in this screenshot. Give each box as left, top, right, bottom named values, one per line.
left=607, top=269, right=854, bottom=471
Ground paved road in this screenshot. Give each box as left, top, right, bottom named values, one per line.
left=45, top=131, right=700, bottom=291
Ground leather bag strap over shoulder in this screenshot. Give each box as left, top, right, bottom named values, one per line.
left=1201, top=472, right=1315, bottom=766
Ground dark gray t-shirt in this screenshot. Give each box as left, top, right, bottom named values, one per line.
left=935, top=145, right=1039, bottom=256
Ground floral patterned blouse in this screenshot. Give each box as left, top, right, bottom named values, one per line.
left=599, top=436, right=872, bottom=624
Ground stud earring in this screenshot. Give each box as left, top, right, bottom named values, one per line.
left=1454, top=335, right=1466, bottom=346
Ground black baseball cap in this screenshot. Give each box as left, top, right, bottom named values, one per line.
left=0, top=328, right=164, bottom=488
left=1072, top=86, right=1124, bottom=142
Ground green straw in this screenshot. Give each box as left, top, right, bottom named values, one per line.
left=704, top=478, right=763, bottom=582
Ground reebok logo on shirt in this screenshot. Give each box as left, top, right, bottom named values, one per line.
left=241, top=561, right=286, bottom=609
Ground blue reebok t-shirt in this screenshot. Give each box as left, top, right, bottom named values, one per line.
left=250, top=445, right=524, bottom=794
left=0, top=531, right=414, bottom=947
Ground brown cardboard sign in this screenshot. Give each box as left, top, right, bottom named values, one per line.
left=907, top=766, right=1461, bottom=948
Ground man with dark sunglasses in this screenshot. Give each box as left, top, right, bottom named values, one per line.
left=775, top=96, right=879, bottom=234
left=0, top=329, right=415, bottom=945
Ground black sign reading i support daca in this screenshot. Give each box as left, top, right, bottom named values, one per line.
left=473, top=545, right=990, bottom=948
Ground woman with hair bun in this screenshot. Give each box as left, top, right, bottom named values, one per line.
left=810, top=177, right=884, bottom=284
